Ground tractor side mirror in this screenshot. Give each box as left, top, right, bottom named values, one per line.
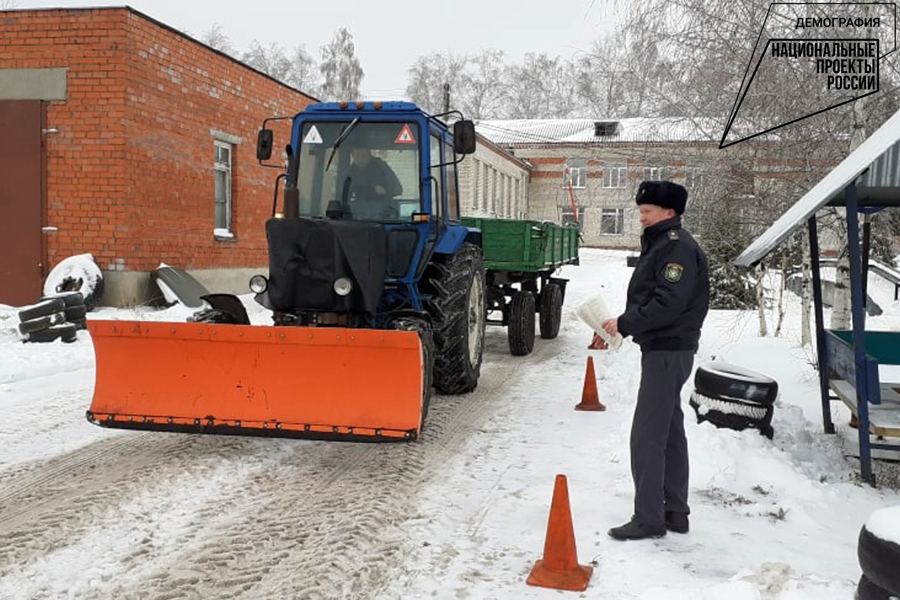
left=257, top=128, right=274, bottom=161
left=453, top=120, right=476, bottom=155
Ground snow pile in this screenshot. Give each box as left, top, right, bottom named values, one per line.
left=865, top=505, right=900, bottom=544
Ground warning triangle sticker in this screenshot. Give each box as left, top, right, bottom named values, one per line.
left=394, top=124, right=416, bottom=144
left=303, top=126, right=323, bottom=144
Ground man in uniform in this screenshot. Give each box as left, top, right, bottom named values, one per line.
left=601, top=180, right=710, bottom=541
left=347, top=146, right=403, bottom=202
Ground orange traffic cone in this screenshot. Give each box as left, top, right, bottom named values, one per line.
left=526, top=474, right=594, bottom=591
left=575, top=356, right=606, bottom=411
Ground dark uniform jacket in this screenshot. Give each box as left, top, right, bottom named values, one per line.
left=618, top=216, right=709, bottom=352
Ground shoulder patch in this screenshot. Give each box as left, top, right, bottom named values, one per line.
left=668, top=230, right=680, bottom=241
left=664, top=262, right=684, bottom=283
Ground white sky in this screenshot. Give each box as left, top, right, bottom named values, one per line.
left=10, top=0, right=621, bottom=98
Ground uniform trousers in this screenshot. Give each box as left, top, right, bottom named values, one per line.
left=631, top=350, right=694, bottom=529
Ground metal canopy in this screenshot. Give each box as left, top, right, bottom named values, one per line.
left=735, top=108, right=900, bottom=267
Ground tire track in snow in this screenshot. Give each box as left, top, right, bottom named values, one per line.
left=0, top=337, right=553, bottom=599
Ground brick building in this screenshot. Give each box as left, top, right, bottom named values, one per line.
left=0, top=7, right=315, bottom=306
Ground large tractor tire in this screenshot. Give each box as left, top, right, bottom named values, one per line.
left=508, top=290, right=536, bottom=356
left=393, top=316, right=434, bottom=432
left=539, top=282, right=563, bottom=339
left=425, top=242, right=486, bottom=395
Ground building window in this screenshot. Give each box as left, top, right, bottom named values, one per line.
left=643, top=166, right=664, bottom=182
left=214, top=141, right=233, bottom=235
left=685, top=167, right=705, bottom=190
left=561, top=206, right=585, bottom=230
left=482, top=164, right=490, bottom=211
left=600, top=208, right=625, bottom=235
left=602, top=162, right=627, bottom=189
left=563, top=158, right=587, bottom=189
left=473, top=159, right=481, bottom=210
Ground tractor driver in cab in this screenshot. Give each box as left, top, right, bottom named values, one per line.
left=345, top=140, right=403, bottom=219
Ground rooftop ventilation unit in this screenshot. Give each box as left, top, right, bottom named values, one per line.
left=594, top=121, right=619, bottom=137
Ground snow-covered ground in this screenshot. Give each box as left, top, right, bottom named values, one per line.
left=1, top=248, right=898, bottom=600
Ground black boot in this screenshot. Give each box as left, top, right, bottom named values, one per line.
left=665, top=511, right=689, bottom=534
left=608, top=519, right=666, bottom=541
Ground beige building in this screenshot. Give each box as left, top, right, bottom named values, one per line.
left=458, top=133, right=532, bottom=219
left=474, top=118, right=720, bottom=248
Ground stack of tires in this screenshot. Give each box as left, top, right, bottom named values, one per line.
left=17, top=292, right=87, bottom=343
left=689, top=361, right=778, bottom=439
left=857, top=506, right=900, bottom=599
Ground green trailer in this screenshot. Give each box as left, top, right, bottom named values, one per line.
left=462, top=217, right=580, bottom=356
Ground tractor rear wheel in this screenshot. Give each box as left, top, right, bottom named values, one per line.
left=425, top=242, right=485, bottom=395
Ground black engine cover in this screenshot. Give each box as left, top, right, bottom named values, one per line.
left=259, top=217, right=387, bottom=315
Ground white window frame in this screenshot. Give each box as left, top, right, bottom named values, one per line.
left=602, top=163, right=627, bottom=189
left=643, top=166, right=664, bottom=182
left=685, top=167, right=705, bottom=190
left=563, top=161, right=587, bottom=189
left=560, top=206, right=585, bottom=230
left=214, top=140, right=233, bottom=235
left=600, top=208, right=625, bottom=235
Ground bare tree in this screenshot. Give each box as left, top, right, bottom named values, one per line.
left=285, top=45, right=320, bottom=96
left=503, top=53, right=584, bottom=119
left=319, top=27, right=364, bottom=101
left=242, top=40, right=293, bottom=82
left=615, top=0, right=900, bottom=325
left=405, top=52, right=468, bottom=115
left=457, top=49, right=506, bottom=120
left=0, top=0, right=18, bottom=8
left=200, top=24, right=235, bottom=56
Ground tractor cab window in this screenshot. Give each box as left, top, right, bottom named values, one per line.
left=430, top=134, right=443, bottom=220
left=445, top=141, right=460, bottom=221
left=294, top=121, right=421, bottom=221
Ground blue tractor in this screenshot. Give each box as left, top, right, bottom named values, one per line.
left=87, top=101, right=487, bottom=442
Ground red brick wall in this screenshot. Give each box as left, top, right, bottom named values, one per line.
left=0, top=8, right=314, bottom=273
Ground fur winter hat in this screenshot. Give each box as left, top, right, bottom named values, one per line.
left=635, top=181, right=688, bottom=215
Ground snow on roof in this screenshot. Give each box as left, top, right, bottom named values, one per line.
left=735, top=107, right=900, bottom=267
left=475, top=117, right=719, bottom=145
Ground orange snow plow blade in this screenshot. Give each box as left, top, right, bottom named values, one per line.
left=86, top=320, right=424, bottom=441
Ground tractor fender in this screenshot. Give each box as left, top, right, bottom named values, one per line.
left=433, top=224, right=481, bottom=256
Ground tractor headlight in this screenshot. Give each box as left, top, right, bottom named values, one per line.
left=249, top=275, right=268, bottom=294
left=334, top=277, right=353, bottom=296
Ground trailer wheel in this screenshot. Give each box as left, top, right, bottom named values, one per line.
left=393, top=316, right=434, bottom=433
left=539, top=283, right=563, bottom=339
left=859, top=519, right=900, bottom=597
left=425, top=242, right=485, bottom=395
left=508, top=291, right=536, bottom=356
